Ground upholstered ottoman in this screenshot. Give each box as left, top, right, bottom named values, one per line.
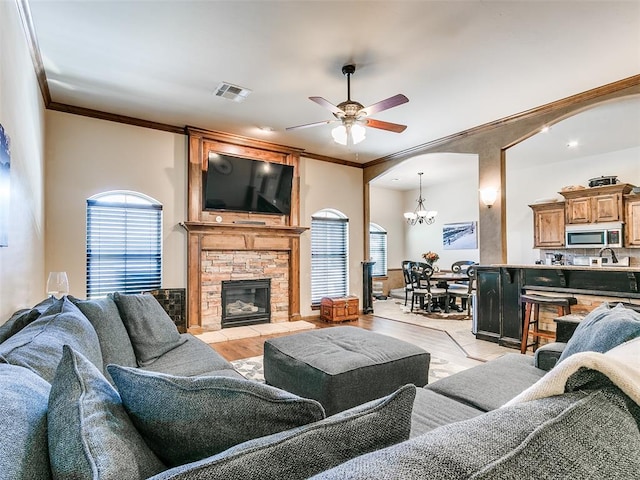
left=263, top=326, right=430, bottom=415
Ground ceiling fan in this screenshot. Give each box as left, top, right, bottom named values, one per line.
left=286, top=64, right=409, bottom=145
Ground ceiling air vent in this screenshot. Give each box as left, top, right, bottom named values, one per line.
left=214, top=82, right=252, bottom=102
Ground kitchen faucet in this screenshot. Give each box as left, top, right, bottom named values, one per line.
left=598, top=247, right=619, bottom=263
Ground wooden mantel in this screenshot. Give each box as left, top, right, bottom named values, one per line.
left=184, top=128, right=307, bottom=330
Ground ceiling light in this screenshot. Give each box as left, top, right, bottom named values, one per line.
left=331, top=123, right=366, bottom=146
left=404, top=172, right=437, bottom=226
left=567, top=140, right=579, bottom=148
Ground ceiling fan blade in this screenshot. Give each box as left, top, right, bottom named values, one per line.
left=309, top=96, right=344, bottom=115
left=360, top=94, right=409, bottom=117
left=286, top=119, right=337, bottom=131
left=365, top=118, right=407, bottom=133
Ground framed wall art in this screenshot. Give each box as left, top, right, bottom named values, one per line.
left=443, top=221, right=477, bottom=250
left=0, top=123, right=10, bottom=247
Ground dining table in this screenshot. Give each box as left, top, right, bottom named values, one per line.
left=425, top=270, right=470, bottom=312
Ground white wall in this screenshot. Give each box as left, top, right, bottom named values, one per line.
left=45, top=111, right=187, bottom=297
left=506, top=146, right=640, bottom=264
left=0, top=1, right=47, bottom=319
left=369, top=186, right=405, bottom=269
left=299, top=158, right=364, bottom=317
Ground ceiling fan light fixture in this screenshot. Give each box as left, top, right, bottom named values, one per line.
left=331, top=124, right=366, bottom=145
left=331, top=125, right=348, bottom=145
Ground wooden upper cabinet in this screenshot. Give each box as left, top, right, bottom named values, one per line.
left=561, top=184, right=632, bottom=224
left=530, top=202, right=565, bottom=248
left=625, top=194, right=640, bottom=247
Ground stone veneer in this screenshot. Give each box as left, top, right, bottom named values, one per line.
left=201, top=250, right=290, bottom=330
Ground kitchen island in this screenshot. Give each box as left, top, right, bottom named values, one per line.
left=475, top=264, right=640, bottom=348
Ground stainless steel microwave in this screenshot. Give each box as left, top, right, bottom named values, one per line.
left=565, top=222, right=623, bottom=248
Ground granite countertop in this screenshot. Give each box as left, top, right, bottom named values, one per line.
left=490, top=264, right=640, bottom=272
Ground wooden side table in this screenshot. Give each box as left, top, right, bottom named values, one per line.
left=320, top=296, right=359, bottom=322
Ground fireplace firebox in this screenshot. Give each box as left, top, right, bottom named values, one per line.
left=221, top=279, right=271, bottom=328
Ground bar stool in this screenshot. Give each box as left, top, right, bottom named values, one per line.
left=520, top=293, right=577, bottom=354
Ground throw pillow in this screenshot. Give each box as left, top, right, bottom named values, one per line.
left=144, top=384, right=416, bottom=480
left=0, top=363, right=52, bottom=480
left=0, top=308, right=40, bottom=343
left=108, top=365, right=326, bottom=467
left=559, top=302, right=640, bottom=362
left=33, top=295, right=64, bottom=314
left=112, top=292, right=186, bottom=366
left=309, top=387, right=640, bottom=479
left=69, top=295, right=137, bottom=381
left=48, top=346, right=166, bottom=479
left=0, top=297, right=103, bottom=382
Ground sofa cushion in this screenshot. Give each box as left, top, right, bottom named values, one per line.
left=559, top=302, right=640, bottom=362
left=0, top=363, right=51, bottom=480
left=48, top=346, right=166, bottom=479
left=69, top=295, right=137, bottom=381
left=425, top=353, right=546, bottom=411
left=148, top=385, right=416, bottom=480
left=410, top=387, right=483, bottom=437
left=140, top=333, right=234, bottom=377
left=108, top=364, right=326, bottom=467
left=0, top=297, right=103, bottom=382
left=0, top=308, right=41, bottom=343
left=311, top=387, right=640, bottom=479
left=113, top=292, right=186, bottom=367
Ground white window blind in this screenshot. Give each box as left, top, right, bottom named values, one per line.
left=86, top=193, right=162, bottom=298
left=311, top=214, right=348, bottom=304
left=369, top=224, right=387, bottom=277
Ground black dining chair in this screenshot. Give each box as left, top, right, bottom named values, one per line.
left=410, top=264, right=449, bottom=313
left=448, top=265, right=477, bottom=315
left=401, top=261, right=416, bottom=306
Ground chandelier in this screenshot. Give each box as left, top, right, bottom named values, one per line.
left=404, top=172, right=437, bottom=225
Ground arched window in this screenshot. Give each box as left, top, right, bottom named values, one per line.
left=369, top=223, right=387, bottom=277
left=86, top=191, right=162, bottom=298
left=311, top=209, right=348, bottom=305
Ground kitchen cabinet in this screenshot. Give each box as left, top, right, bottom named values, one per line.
left=625, top=194, right=640, bottom=247
left=560, top=184, right=632, bottom=224
left=475, top=266, right=522, bottom=348
left=529, top=202, right=565, bottom=248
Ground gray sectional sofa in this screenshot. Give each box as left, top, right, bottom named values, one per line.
left=1, top=294, right=639, bottom=479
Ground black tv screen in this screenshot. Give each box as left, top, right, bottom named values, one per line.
left=203, top=153, right=293, bottom=215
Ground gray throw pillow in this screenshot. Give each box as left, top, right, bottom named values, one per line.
left=0, top=308, right=41, bottom=343
left=69, top=295, right=137, bottom=381
left=113, top=292, right=186, bottom=366
left=108, top=365, right=326, bottom=467
left=0, top=363, right=51, bottom=480
left=559, top=302, right=640, bottom=362
left=0, top=297, right=103, bottom=382
left=310, top=386, right=640, bottom=479
left=149, top=384, right=416, bottom=480
left=48, top=346, right=166, bottom=479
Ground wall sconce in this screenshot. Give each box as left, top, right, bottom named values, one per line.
left=479, top=188, right=498, bottom=208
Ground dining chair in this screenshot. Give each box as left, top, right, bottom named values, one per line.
left=448, top=265, right=477, bottom=315
left=401, top=260, right=415, bottom=306
left=410, top=265, right=450, bottom=313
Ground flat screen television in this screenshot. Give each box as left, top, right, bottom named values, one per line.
left=203, top=153, right=294, bottom=215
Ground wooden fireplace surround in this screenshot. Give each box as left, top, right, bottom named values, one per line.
left=183, top=127, right=307, bottom=331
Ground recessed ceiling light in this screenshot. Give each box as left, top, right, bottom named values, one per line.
left=567, top=140, right=579, bottom=148
left=540, top=126, right=550, bottom=133
left=391, top=178, right=400, bottom=182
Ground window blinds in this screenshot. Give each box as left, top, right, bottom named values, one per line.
left=86, top=200, right=162, bottom=298
left=311, top=216, right=348, bottom=304
left=370, top=230, right=387, bottom=277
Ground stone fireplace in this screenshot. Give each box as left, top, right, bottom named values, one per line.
left=183, top=128, right=306, bottom=332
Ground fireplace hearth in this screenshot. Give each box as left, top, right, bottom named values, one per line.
left=221, top=279, right=271, bottom=328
